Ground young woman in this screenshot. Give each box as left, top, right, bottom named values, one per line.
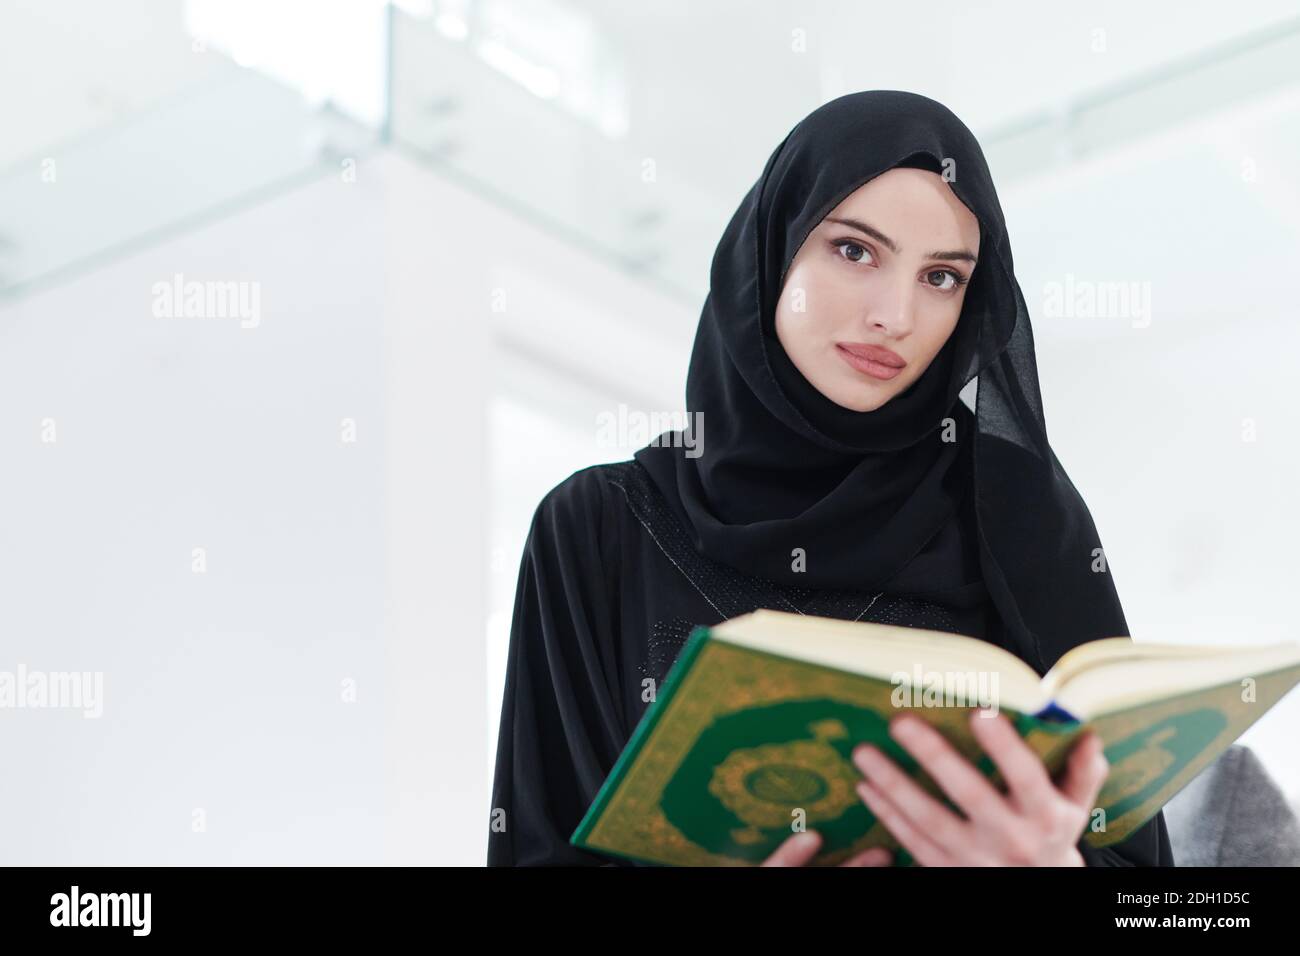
left=488, top=90, right=1174, bottom=867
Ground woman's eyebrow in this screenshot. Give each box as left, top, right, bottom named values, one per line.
left=824, top=216, right=978, bottom=264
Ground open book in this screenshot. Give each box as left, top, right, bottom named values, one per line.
left=570, top=609, right=1300, bottom=866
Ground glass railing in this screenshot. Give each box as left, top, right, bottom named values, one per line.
left=6, top=1, right=1300, bottom=305
left=980, top=16, right=1300, bottom=182
left=387, top=4, right=724, bottom=305
left=388, top=4, right=1300, bottom=305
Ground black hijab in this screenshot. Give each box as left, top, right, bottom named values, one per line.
left=633, top=89, right=1130, bottom=677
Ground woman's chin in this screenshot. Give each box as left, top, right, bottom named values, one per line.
left=827, top=384, right=892, bottom=413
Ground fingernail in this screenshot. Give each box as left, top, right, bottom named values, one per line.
left=854, top=746, right=880, bottom=774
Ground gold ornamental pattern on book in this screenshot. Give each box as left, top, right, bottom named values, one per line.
left=1081, top=664, right=1300, bottom=846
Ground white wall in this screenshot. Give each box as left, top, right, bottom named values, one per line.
left=0, top=145, right=695, bottom=864
left=0, top=148, right=390, bottom=864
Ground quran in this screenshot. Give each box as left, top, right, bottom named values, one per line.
left=571, top=609, right=1300, bottom=866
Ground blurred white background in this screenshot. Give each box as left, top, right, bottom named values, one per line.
left=1, top=0, right=1299, bottom=865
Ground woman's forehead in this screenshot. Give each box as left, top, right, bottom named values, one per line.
left=822, top=169, right=981, bottom=247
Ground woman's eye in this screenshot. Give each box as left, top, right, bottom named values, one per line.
left=925, top=270, right=959, bottom=291
left=834, top=240, right=873, bottom=265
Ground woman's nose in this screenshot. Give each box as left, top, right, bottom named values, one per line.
left=866, top=277, right=916, bottom=336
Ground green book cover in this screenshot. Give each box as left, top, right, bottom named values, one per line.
left=570, top=610, right=1300, bottom=867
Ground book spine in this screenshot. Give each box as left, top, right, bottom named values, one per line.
left=569, top=624, right=714, bottom=851
left=1034, top=701, right=1082, bottom=723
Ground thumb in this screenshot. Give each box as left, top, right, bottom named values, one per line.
left=1060, top=731, right=1109, bottom=808
left=761, top=831, right=822, bottom=867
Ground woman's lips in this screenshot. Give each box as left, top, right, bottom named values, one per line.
left=836, top=343, right=904, bottom=380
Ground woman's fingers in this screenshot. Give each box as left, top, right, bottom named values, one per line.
left=840, top=846, right=892, bottom=867
left=759, top=725, right=1108, bottom=867
left=968, top=709, right=1058, bottom=813
left=1060, top=730, right=1110, bottom=810
left=880, top=713, right=1011, bottom=826
left=760, top=831, right=823, bottom=867
left=760, top=831, right=893, bottom=867
left=971, top=711, right=1102, bottom=854
left=855, top=775, right=953, bottom=866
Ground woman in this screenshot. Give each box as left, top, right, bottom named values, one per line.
left=487, top=90, right=1174, bottom=867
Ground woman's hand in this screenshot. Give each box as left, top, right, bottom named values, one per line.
left=761, top=830, right=892, bottom=867
left=851, top=708, right=1108, bottom=866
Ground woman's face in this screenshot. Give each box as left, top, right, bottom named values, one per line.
left=774, top=167, right=981, bottom=413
